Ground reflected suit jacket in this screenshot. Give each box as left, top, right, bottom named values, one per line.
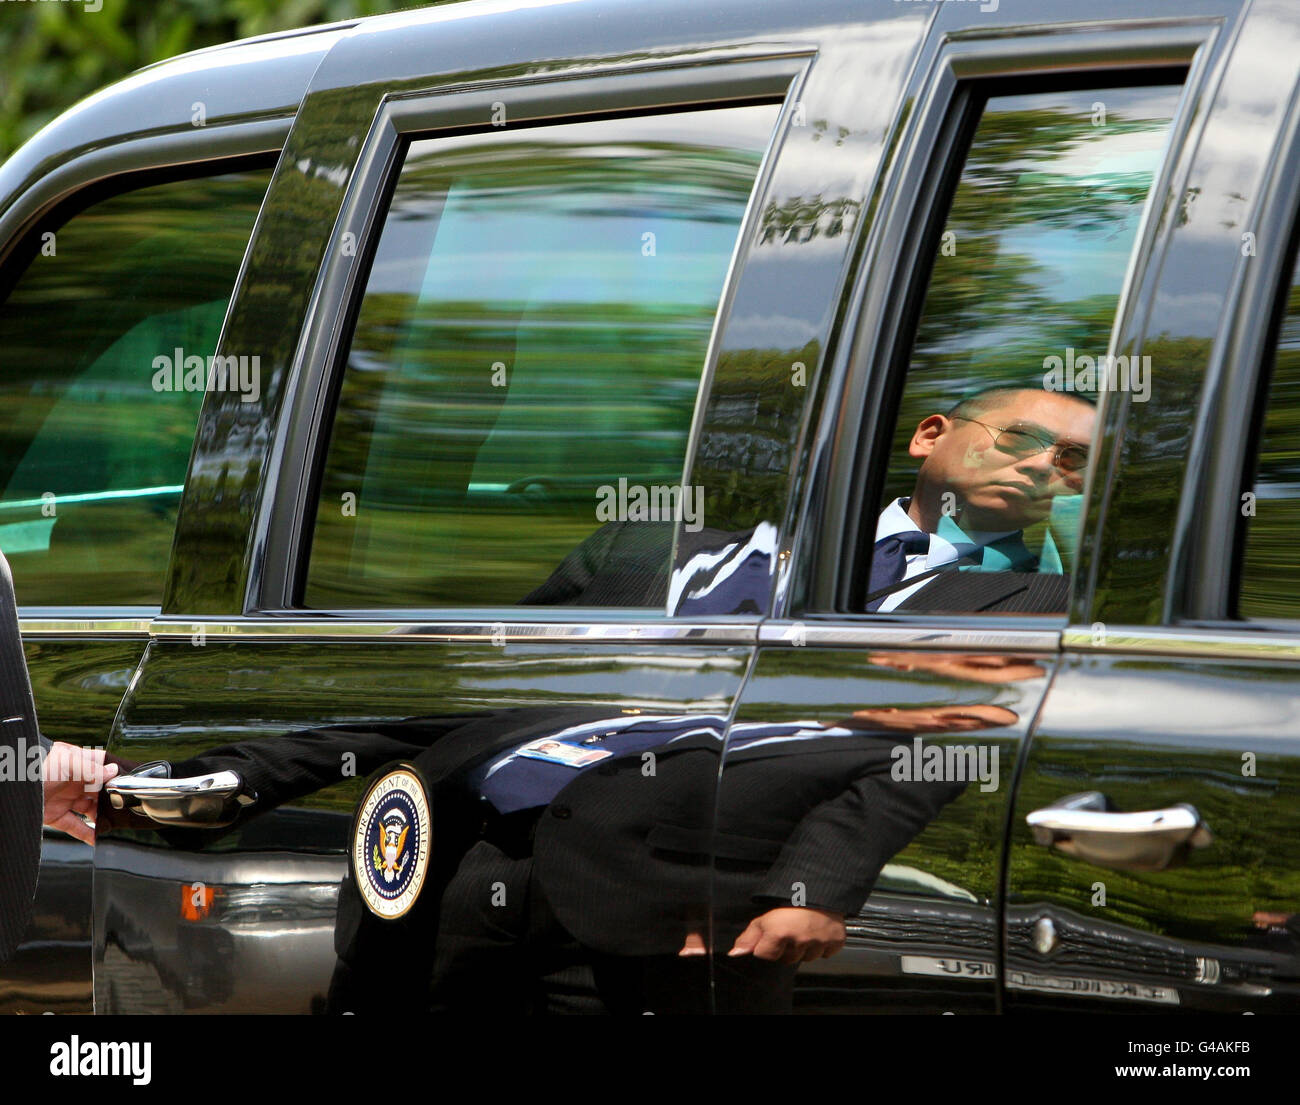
left=178, top=704, right=966, bottom=960
left=529, top=718, right=967, bottom=955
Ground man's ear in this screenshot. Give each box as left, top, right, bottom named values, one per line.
left=908, top=414, right=948, bottom=460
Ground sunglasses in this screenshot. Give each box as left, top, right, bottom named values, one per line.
left=951, top=416, right=1089, bottom=474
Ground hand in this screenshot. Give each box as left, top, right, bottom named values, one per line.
left=727, top=907, right=846, bottom=964
left=42, top=741, right=118, bottom=846
left=867, top=651, right=1046, bottom=683
left=677, top=931, right=708, bottom=957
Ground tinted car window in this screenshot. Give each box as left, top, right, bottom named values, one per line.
left=0, top=169, right=271, bottom=606
left=303, top=104, right=779, bottom=609
left=865, top=85, right=1180, bottom=615
left=1239, top=246, right=1300, bottom=618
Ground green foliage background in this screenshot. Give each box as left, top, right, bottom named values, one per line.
left=0, top=0, right=442, bottom=160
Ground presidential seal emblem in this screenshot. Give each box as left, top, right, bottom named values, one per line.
left=351, top=765, right=431, bottom=919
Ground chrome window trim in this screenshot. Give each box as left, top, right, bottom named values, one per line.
left=1176, top=54, right=1300, bottom=621
left=1062, top=625, right=1300, bottom=660
left=759, top=620, right=1061, bottom=653
left=19, top=614, right=756, bottom=645
left=146, top=617, right=757, bottom=645
left=27, top=619, right=1297, bottom=660
left=19, top=617, right=156, bottom=637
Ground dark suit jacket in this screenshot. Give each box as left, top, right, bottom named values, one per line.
left=897, top=567, right=1070, bottom=613
left=0, top=552, right=43, bottom=961
left=533, top=723, right=965, bottom=955
left=523, top=519, right=1069, bottom=615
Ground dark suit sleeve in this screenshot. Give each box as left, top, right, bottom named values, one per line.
left=898, top=568, right=1069, bottom=614
left=518, top=521, right=674, bottom=607
left=167, top=715, right=485, bottom=826
left=0, top=552, right=43, bottom=961
left=518, top=522, right=624, bottom=605
left=752, top=771, right=966, bottom=916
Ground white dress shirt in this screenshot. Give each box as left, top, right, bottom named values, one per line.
left=872, top=498, right=1017, bottom=612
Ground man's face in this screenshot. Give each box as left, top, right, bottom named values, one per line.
left=910, top=391, right=1094, bottom=531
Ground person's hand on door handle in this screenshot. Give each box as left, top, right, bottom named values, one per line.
left=42, top=740, right=118, bottom=845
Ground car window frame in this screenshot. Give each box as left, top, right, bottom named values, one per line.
left=781, top=22, right=1215, bottom=634
left=255, top=54, right=814, bottom=623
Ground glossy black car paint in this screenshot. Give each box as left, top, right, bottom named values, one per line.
left=0, top=0, right=1294, bottom=1014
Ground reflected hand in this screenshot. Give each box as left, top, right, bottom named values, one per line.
left=677, top=931, right=708, bottom=957
left=728, top=907, right=846, bottom=964
left=867, top=652, right=1046, bottom=683
left=843, top=703, right=1018, bottom=734
left=42, top=741, right=118, bottom=846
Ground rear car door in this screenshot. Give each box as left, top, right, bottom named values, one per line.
left=1003, top=0, right=1300, bottom=1013
left=713, top=1, right=1239, bottom=1013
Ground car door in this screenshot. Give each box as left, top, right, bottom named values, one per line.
left=1004, top=0, right=1300, bottom=1013
left=0, top=32, right=323, bottom=1010
left=711, top=1, right=1238, bottom=1013
left=88, top=4, right=876, bottom=1014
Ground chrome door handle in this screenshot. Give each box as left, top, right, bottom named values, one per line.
left=105, top=760, right=256, bottom=828
left=1027, top=791, right=1212, bottom=871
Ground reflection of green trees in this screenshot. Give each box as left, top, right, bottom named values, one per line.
left=884, top=98, right=1172, bottom=506
left=309, top=298, right=719, bottom=606
left=1095, top=332, right=1209, bottom=619
left=306, top=125, right=773, bottom=607
left=0, top=171, right=269, bottom=605
left=956, top=107, right=1162, bottom=230
left=695, top=341, right=819, bottom=532
left=398, top=139, right=768, bottom=225
left=758, top=195, right=860, bottom=245
left=169, top=83, right=399, bottom=610
left=1009, top=722, right=1300, bottom=945
left=1240, top=276, right=1300, bottom=617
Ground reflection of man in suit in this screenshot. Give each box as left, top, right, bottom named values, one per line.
left=869, top=387, right=1093, bottom=614
left=416, top=700, right=1016, bottom=1014
left=157, top=700, right=982, bottom=1013
left=146, top=640, right=1041, bottom=1014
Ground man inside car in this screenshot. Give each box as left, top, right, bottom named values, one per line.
left=867, top=385, right=1094, bottom=614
